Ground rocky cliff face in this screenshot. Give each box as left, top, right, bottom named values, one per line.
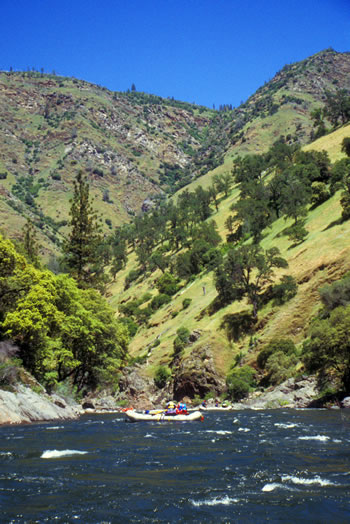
left=0, top=72, right=217, bottom=247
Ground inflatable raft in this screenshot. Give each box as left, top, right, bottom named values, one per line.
left=125, top=409, right=203, bottom=422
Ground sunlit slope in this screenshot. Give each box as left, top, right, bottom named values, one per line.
left=304, top=123, right=350, bottom=162
left=108, top=124, right=350, bottom=381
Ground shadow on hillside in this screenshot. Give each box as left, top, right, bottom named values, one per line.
left=323, top=217, right=343, bottom=231
left=220, top=310, right=256, bottom=342
left=287, top=240, right=306, bottom=250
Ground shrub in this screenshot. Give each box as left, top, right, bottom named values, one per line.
left=173, top=327, right=190, bottom=357
left=319, top=274, right=350, bottom=313
left=182, top=298, right=192, bottom=309
left=311, top=182, right=330, bottom=207
left=119, top=317, right=138, bottom=338
left=150, top=293, right=171, bottom=311
left=154, top=366, right=171, bottom=388
left=156, top=272, right=180, bottom=296
left=341, top=137, right=350, bottom=157
left=286, top=222, right=308, bottom=244
left=265, top=351, right=298, bottom=385
left=124, top=268, right=142, bottom=289
left=226, top=365, right=256, bottom=401
left=272, top=275, right=298, bottom=305
left=257, top=338, right=296, bottom=369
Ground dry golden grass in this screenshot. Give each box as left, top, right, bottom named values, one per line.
left=304, top=123, right=350, bottom=162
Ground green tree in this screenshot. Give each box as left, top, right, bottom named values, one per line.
left=21, top=219, right=40, bottom=267
left=310, top=107, right=327, bottom=139
left=231, top=180, right=271, bottom=243
left=0, top=238, right=129, bottom=391
left=63, top=172, right=104, bottom=289
left=303, top=305, right=350, bottom=389
left=281, top=168, right=311, bottom=225
left=341, top=137, right=350, bottom=157
left=324, top=89, right=350, bottom=127
left=226, top=365, right=256, bottom=401
left=214, top=245, right=288, bottom=318
left=311, top=182, right=330, bottom=207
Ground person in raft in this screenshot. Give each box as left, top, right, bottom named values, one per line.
left=176, top=402, right=188, bottom=414
left=165, top=401, right=177, bottom=415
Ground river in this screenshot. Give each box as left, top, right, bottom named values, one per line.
left=1, top=409, right=350, bottom=523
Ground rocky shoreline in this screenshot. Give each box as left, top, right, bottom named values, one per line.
left=2, top=374, right=349, bottom=426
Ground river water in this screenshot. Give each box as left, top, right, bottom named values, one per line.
left=1, top=409, right=350, bottom=523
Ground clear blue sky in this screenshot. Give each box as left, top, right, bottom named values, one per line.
left=1, top=0, right=349, bottom=108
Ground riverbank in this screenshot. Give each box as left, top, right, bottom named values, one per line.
left=2, top=373, right=348, bottom=426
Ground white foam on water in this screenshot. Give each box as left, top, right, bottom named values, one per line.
left=233, top=418, right=239, bottom=424
left=262, top=483, right=282, bottom=492
left=0, top=451, right=12, bottom=456
left=298, top=435, right=330, bottom=441
left=190, top=495, right=239, bottom=506
left=282, top=475, right=335, bottom=487
left=145, top=433, right=154, bottom=438
left=262, top=482, right=296, bottom=492
left=41, top=449, right=88, bottom=459
left=238, top=427, right=250, bottom=432
left=205, top=430, right=232, bottom=435
left=46, top=426, right=64, bottom=430
left=274, top=423, right=297, bottom=429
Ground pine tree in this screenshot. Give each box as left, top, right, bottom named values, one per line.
left=63, top=172, right=104, bottom=288
left=22, top=219, right=40, bottom=267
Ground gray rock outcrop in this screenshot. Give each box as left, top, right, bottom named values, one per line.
left=0, top=385, right=81, bottom=425
left=234, top=376, right=319, bottom=409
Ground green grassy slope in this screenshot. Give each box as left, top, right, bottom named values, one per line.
left=110, top=124, right=350, bottom=383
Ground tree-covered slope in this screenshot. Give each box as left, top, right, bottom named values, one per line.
left=110, top=121, right=350, bottom=401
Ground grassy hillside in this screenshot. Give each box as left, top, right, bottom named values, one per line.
left=0, top=71, right=219, bottom=252
left=109, top=123, right=350, bottom=385
left=1, top=49, right=350, bottom=260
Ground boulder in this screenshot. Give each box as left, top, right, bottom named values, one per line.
left=0, top=385, right=81, bottom=426
left=341, top=397, right=350, bottom=408
left=240, top=376, right=319, bottom=409
left=172, top=346, right=225, bottom=401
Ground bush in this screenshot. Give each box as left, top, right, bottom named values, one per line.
left=341, top=137, right=350, bottom=157
left=150, top=293, right=171, bottom=311
left=226, top=365, right=256, bottom=401
left=302, top=304, right=350, bottom=389
left=156, top=272, right=180, bottom=296
left=173, top=327, right=190, bottom=357
left=319, top=274, right=350, bottom=313
left=154, top=366, right=171, bottom=388
left=286, top=222, right=308, bottom=244
left=182, top=298, right=192, bottom=309
left=119, top=317, right=138, bottom=338
left=265, top=351, right=298, bottom=385
left=124, top=268, right=142, bottom=289
left=257, top=338, right=297, bottom=369
left=311, top=182, right=330, bottom=207
left=272, top=275, right=298, bottom=305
